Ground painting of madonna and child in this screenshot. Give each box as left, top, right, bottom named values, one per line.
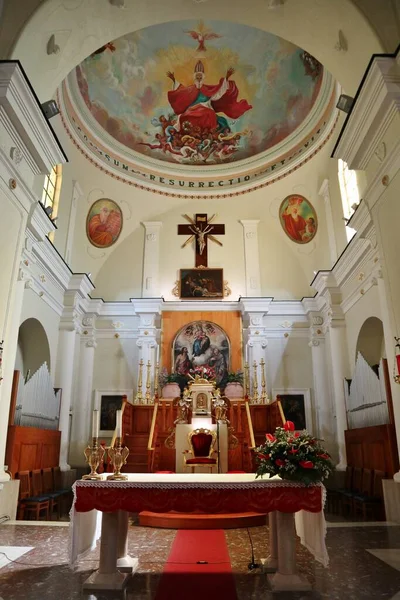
left=75, top=20, right=323, bottom=166
left=173, top=321, right=230, bottom=390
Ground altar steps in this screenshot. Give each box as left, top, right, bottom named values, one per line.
left=138, top=510, right=267, bottom=529
left=123, top=433, right=149, bottom=473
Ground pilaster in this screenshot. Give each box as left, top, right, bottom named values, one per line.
left=141, top=222, right=163, bottom=298
left=318, top=179, right=338, bottom=265
left=239, top=220, right=261, bottom=296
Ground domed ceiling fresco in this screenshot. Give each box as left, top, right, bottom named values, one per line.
left=60, top=20, right=338, bottom=196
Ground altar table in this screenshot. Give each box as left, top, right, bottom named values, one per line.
left=70, top=473, right=328, bottom=592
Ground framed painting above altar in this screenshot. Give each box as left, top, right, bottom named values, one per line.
left=272, top=388, right=312, bottom=433
left=179, top=268, right=224, bottom=299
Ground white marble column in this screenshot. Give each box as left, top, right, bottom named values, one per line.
left=319, top=179, right=338, bottom=266
left=55, top=325, right=79, bottom=471
left=141, top=222, right=163, bottom=298
left=308, top=322, right=336, bottom=457
left=326, top=319, right=349, bottom=469
left=70, top=322, right=97, bottom=465
left=239, top=220, right=261, bottom=297
left=131, top=300, right=162, bottom=403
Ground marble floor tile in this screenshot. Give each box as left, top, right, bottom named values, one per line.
left=367, top=548, right=400, bottom=571
left=0, top=521, right=400, bottom=599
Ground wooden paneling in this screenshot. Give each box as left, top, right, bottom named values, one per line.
left=345, top=424, right=399, bottom=477
left=6, top=426, right=61, bottom=477
left=162, top=311, right=243, bottom=372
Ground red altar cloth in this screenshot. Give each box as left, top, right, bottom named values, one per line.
left=73, top=478, right=323, bottom=515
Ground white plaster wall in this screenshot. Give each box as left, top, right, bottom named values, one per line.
left=51, top=117, right=339, bottom=301
left=19, top=288, right=61, bottom=381
left=268, top=337, right=313, bottom=391
left=344, top=284, right=382, bottom=371
left=92, top=338, right=138, bottom=392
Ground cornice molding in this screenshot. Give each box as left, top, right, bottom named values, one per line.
left=0, top=62, right=67, bottom=173
left=333, top=52, right=400, bottom=170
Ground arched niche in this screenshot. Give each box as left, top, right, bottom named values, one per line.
left=15, top=318, right=51, bottom=378
left=355, top=316, right=385, bottom=368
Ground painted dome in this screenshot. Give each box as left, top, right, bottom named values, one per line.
left=59, top=20, right=338, bottom=196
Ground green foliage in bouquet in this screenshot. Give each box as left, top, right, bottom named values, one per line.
left=226, top=370, right=244, bottom=384
left=254, top=421, right=334, bottom=486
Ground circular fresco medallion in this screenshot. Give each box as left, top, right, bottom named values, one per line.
left=60, top=19, right=338, bottom=195
left=86, top=198, right=123, bottom=248
left=279, top=194, right=317, bottom=244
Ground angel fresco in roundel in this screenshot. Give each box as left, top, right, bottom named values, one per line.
left=86, top=198, right=123, bottom=248
left=279, top=194, right=318, bottom=244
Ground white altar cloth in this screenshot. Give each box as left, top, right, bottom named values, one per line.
left=69, top=473, right=328, bottom=568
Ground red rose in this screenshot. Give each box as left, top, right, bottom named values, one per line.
left=299, top=460, right=314, bottom=469
left=288, top=448, right=298, bottom=454
left=266, top=433, right=276, bottom=442
left=318, top=453, right=330, bottom=460
left=284, top=421, right=295, bottom=432
left=294, top=432, right=300, bottom=438
left=275, top=459, right=285, bottom=467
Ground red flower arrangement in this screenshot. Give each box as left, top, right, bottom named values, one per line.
left=189, top=365, right=216, bottom=381
left=255, top=421, right=334, bottom=485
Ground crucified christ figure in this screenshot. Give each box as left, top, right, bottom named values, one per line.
left=189, top=224, right=214, bottom=255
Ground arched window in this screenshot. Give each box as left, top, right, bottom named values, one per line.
left=338, top=159, right=358, bottom=241
left=41, top=165, right=62, bottom=242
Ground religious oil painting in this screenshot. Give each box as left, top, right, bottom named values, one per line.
left=180, top=268, right=223, bottom=299
left=75, top=20, right=323, bottom=166
left=279, top=194, right=318, bottom=244
left=173, top=320, right=230, bottom=388
left=99, top=395, right=124, bottom=432
left=86, top=198, right=123, bottom=248
left=276, top=394, right=307, bottom=431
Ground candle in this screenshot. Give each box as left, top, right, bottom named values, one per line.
left=156, top=344, right=160, bottom=366
left=92, top=409, right=99, bottom=439
left=115, top=409, right=122, bottom=438
left=245, top=343, right=248, bottom=365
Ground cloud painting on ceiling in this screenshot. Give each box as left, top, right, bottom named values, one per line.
left=74, top=20, right=323, bottom=167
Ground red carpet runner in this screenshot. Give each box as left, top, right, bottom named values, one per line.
left=154, top=529, right=238, bottom=600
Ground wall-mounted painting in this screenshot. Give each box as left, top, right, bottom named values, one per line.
left=273, top=388, right=312, bottom=432
left=279, top=194, right=317, bottom=244
left=94, top=389, right=133, bottom=437
left=86, top=198, right=123, bottom=248
left=179, top=268, right=223, bottom=299
left=173, top=321, right=230, bottom=387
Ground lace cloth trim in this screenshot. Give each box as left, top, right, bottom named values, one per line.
left=73, top=479, right=324, bottom=491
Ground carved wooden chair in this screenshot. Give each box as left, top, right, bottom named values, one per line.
left=183, top=428, right=218, bottom=473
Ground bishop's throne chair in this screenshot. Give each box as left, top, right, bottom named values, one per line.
left=183, top=428, right=218, bottom=473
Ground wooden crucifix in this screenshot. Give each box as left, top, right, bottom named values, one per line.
left=178, top=213, right=225, bottom=267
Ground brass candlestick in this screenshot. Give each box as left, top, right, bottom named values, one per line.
left=83, top=437, right=105, bottom=480
left=145, top=360, right=151, bottom=404
left=260, top=358, right=269, bottom=404
left=252, top=360, right=259, bottom=404
left=107, top=437, right=129, bottom=481
left=153, top=361, right=160, bottom=403
left=135, top=358, right=144, bottom=404
left=244, top=362, right=250, bottom=399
